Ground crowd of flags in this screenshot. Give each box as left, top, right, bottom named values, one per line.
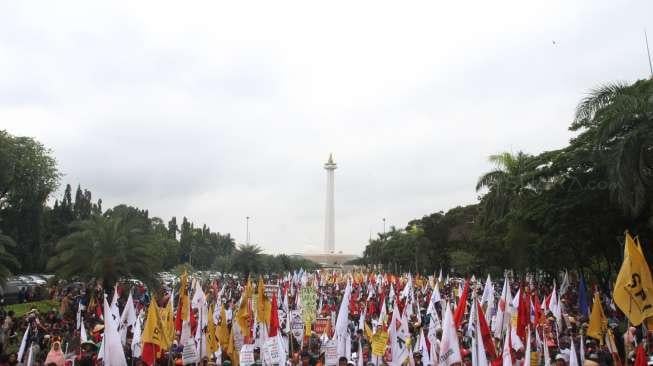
left=51, top=231, right=653, bottom=366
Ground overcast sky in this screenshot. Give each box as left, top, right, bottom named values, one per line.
left=2, top=1, right=652, bottom=255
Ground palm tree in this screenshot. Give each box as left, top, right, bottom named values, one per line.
left=231, top=244, right=263, bottom=278
left=0, top=231, right=19, bottom=283
left=475, top=151, right=537, bottom=221
left=572, top=79, right=653, bottom=219
left=47, top=215, right=160, bottom=288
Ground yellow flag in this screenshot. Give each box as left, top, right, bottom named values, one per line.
left=613, top=232, right=653, bottom=325
left=179, top=271, right=190, bottom=322
left=160, top=297, right=175, bottom=345
left=364, top=322, right=373, bottom=340
left=237, top=278, right=253, bottom=338
left=142, top=299, right=169, bottom=349
left=207, top=303, right=220, bottom=355
left=587, top=292, right=607, bottom=343
left=227, top=327, right=239, bottom=366
left=217, top=304, right=230, bottom=349
left=257, top=277, right=271, bottom=325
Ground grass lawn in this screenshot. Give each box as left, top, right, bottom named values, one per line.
left=5, top=299, right=60, bottom=317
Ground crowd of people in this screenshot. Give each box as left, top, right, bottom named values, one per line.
left=0, top=266, right=644, bottom=366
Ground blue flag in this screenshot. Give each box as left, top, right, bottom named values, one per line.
left=578, top=274, right=589, bottom=318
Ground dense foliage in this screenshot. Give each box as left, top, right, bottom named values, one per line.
left=360, top=78, right=653, bottom=282
left=0, top=130, right=314, bottom=284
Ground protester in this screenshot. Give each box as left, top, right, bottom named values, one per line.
left=6, top=233, right=653, bottom=366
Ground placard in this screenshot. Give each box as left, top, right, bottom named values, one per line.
left=264, top=337, right=281, bottom=364
left=182, top=340, right=199, bottom=365
left=290, top=310, right=304, bottom=342
left=265, top=285, right=279, bottom=299
left=314, top=317, right=331, bottom=335
left=240, top=344, right=255, bottom=366
left=371, top=331, right=389, bottom=356
left=325, top=340, right=338, bottom=366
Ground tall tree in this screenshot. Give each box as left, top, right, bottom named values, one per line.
left=571, top=79, right=653, bottom=221
left=0, top=130, right=59, bottom=272
left=47, top=214, right=160, bottom=288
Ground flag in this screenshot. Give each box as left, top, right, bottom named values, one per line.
left=131, top=316, right=142, bottom=359
left=175, top=271, right=190, bottom=332
left=119, top=292, right=137, bottom=345
left=160, top=295, right=175, bottom=347
left=578, top=275, right=589, bottom=318
left=523, top=327, right=531, bottom=366
left=257, top=276, right=271, bottom=325
left=635, top=344, right=647, bottom=366
left=80, top=322, right=88, bottom=342
left=476, top=300, right=497, bottom=360
left=336, top=281, right=353, bottom=359
left=613, top=232, right=653, bottom=325
left=481, top=275, right=494, bottom=307
left=472, top=302, right=488, bottom=366
left=501, top=324, right=512, bottom=366
left=438, top=303, right=462, bottom=366
left=207, top=303, right=220, bottom=356
left=226, top=327, right=240, bottom=366
left=237, top=278, right=253, bottom=339
left=17, top=324, right=30, bottom=362
left=109, top=286, right=121, bottom=328
left=453, top=280, right=469, bottom=329
left=493, top=277, right=511, bottom=339
left=542, top=326, right=551, bottom=366
left=516, top=287, right=530, bottom=343
left=587, top=292, right=607, bottom=343
left=269, top=293, right=280, bottom=337
left=141, top=298, right=169, bottom=366
left=548, top=284, right=562, bottom=329
left=217, top=305, right=230, bottom=349
left=569, top=337, right=578, bottom=366
left=390, top=301, right=409, bottom=366
left=101, top=294, right=128, bottom=366
left=560, top=270, right=570, bottom=296
left=418, top=330, right=432, bottom=366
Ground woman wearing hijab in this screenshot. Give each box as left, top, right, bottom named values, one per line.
left=44, top=339, right=65, bottom=366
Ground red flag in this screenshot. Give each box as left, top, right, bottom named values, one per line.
left=141, top=342, right=161, bottom=366
left=269, top=293, right=280, bottom=337
left=635, top=345, right=647, bottom=366
left=476, top=300, right=497, bottom=360
left=516, top=287, right=530, bottom=341
left=453, top=280, right=470, bottom=329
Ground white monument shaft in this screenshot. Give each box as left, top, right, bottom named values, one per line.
left=324, top=154, right=337, bottom=253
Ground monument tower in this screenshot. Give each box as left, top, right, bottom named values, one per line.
left=324, top=154, right=337, bottom=253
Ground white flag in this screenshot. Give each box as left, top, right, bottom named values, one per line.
left=17, top=324, right=30, bottom=362
left=492, top=277, right=511, bottom=339
left=101, top=294, right=127, bottom=366
left=569, top=337, right=579, bottom=366
left=473, top=301, right=488, bottom=366
left=336, top=280, right=352, bottom=358
left=438, top=303, right=461, bottom=366
left=390, top=301, right=410, bottom=366
left=80, top=322, right=89, bottom=343
left=131, top=316, right=142, bottom=359
left=501, top=324, right=511, bottom=366
left=119, top=292, right=137, bottom=345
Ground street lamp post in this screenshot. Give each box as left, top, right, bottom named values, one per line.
left=246, top=216, right=250, bottom=244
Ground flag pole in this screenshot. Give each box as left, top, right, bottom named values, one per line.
left=646, top=29, right=653, bottom=79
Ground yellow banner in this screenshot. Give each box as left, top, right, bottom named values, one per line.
left=613, top=232, right=653, bottom=325
left=371, top=330, right=389, bottom=356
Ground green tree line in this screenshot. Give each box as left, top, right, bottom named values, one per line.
left=360, top=78, right=653, bottom=283
left=0, top=130, right=314, bottom=287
